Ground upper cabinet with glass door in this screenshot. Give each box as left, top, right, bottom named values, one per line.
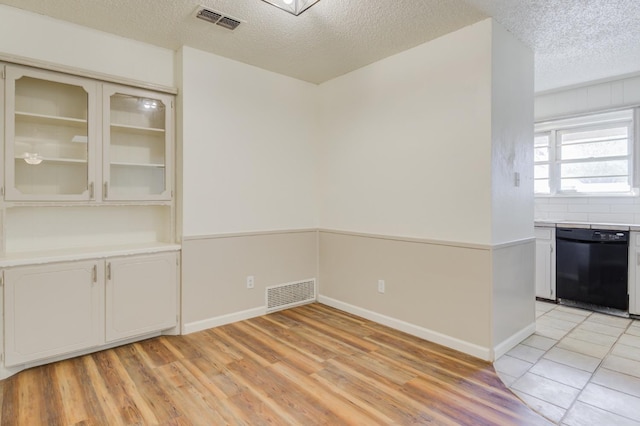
left=4, top=66, right=97, bottom=201
left=103, top=84, right=173, bottom=201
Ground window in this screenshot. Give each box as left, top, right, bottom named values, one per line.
left=534, top=109, right=636, bottom=195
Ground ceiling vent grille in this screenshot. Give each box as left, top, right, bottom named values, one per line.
left=195, top=6, right=242, bottom=30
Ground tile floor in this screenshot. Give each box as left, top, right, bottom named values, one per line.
left=495, top=301, right=640, bottom=425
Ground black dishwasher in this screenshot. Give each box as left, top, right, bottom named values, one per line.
left=556, top=228, right=629, bottom=312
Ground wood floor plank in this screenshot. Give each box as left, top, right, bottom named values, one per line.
left=90, top=349, right=160, bottom=424
left=0, top=303, right=551, bottom=425
left=238, top=320, right=326, bottom=374
left=113, top=344, right=182, bottom=423
left=270, top=361, right=390, bottom=426
left=322, top=356, right=456, bottom=425
left=52, top=360, right=93, bottom=425
left=153, top=361, right=230, bottom=425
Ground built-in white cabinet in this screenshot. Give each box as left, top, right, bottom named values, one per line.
left=628, top=232, right=640, bottom=315
left=0, top=62, right=179, bottom=378
left=2, top=252, right=178, bottom=368
left=535, top=227, right=556, bottom=300
left=3, top=260, right=103, bottom=367
left=106, top=252, right=178, bottom=342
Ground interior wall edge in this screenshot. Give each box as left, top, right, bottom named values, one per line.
left=318, top=295, right=491, bottom=361
left=182, top=228, right=318, bottom=241
left=320, top=228, right=533, bottom=251
left=320, top=228, right=490, bottom=250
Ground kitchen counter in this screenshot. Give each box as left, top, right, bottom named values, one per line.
left=535, top=220, right=640, bottom=231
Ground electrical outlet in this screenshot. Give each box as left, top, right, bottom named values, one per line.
left=247, top=275, right=255, bottom=289
left=378, top=279, right=385, bottom=294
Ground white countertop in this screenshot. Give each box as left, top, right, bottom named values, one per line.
left=0, top=243, right=181, bottom=267
left=535, top=220, right=640, bottom=231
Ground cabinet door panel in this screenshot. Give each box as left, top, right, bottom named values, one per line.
left=4, top=260, right=103, bottom=367
left=535, top=228, right=556, bottom=301
left=4, top=66, right=96, bottom=201
left=106, top=252, right=177, bottom=342
left=102, top=84, right=173, bottom=201
left=630, top=234, right=640, bottom=315
left=535, top=238, right=552, bottom=299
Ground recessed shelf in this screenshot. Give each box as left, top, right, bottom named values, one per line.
left=15, top=111, right=88, bottom=128
left=110, top=123, right=165, bottom=135
left=15, top=135, right=88, bottom=145
left=15, top=155, right=88, bottom=164
left=111, top=161, right=165, bottom=168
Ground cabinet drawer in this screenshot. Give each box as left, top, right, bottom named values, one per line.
left=535, top=228, right=553, bottom=240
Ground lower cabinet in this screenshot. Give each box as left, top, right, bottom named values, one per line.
left=106, top=252, right=178, bottom=342
left=629, top=232, right=640, bottom=315
left=3, top=251, right=178, bottom=368
left=4, top=260, right=104, bottom=367
left=535, top=227, right=556, bottom=300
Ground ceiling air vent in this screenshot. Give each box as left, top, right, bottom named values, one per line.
left=195, top=6, right=243, bottom=30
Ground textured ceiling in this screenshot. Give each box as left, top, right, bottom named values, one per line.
left=467, top=0, right=640, bottom=92
left=0, top=0, right=639, bottom=91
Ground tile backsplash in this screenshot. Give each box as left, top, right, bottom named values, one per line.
left=535, top=197, right=640, bottom=224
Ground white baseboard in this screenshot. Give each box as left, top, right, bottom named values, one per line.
left=492, top=322, right=536, bottom=361
left=318, top=295, right=491, bottom=361
left=182, top=306, right=266, bottom=334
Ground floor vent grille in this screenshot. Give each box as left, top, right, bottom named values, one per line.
left=266, top=279, right=316, bottom=313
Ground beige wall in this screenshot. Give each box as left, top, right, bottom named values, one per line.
left=318, top=231, right=493, bottom=357
left=492, top=241, right=536, bottom=357
left=181, top=230, right=318, bottom=332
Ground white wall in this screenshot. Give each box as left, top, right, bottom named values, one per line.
left=0, top=5, right=174, bottom=87
left=179, top=46, right=319, bottom=237
left=178, top=47, right=320, bottom=329
left=319, top=20, right=493, bottom=245
left=535, top=74, right=640, bottom=121
left=489, top=23, right=535, bottom=351
left=490, top=24, right=535, bottom=245
left=534, top=74, right=640, bottom=223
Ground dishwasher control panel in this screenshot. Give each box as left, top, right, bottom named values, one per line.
left=593, top=231, right=627, bottom=241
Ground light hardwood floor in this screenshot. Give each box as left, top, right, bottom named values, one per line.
left=0, top=304, right=551, bottom=425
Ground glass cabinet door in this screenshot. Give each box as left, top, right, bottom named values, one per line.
left=102, top=85, right=173, bottom=201
left=4, top=66, right=96, bottom=201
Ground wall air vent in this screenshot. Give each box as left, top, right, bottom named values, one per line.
left=195, top=6, right=243, bottom=30
left=266, top=279, right=316, bottom=313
